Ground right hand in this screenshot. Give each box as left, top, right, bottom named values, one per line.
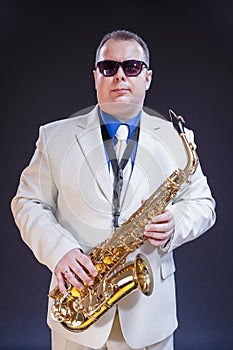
left=54, top=248, right=98, bottom=294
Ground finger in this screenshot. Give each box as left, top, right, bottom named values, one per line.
left=56, top=272, right=68, bottom=294
left=144, top=230, right=172, bottom=241
left=151, top=210, right=173, bottom=224
left=70, top=262, right=94, bottom=287
left=146, top=237, right=170, bottom=247
left=144, top=221, right=173, bottom=233
left=75, top=251, right=98, bottom=277
left=62, top=268, right=86, bottom=290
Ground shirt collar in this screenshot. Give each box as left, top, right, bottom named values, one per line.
left=99, top=109, right=141, bottom=139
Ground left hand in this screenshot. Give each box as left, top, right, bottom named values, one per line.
left=144, top=209, right=175, bottom=247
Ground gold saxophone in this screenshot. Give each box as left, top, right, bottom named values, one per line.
left=49, top=109, right=199, bottom=332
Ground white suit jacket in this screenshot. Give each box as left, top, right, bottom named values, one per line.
left=11, top=105, right=216, bottom=349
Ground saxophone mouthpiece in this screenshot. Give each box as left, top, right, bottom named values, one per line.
left=169, top=109, right=185, bottom=135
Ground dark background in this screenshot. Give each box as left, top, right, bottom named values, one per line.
left=1, top=0, right=232, bottom=349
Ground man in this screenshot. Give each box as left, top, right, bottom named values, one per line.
left=11, top=30, right=216, bottom=350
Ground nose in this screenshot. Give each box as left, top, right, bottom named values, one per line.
left=114, top=66, right=126, bottom=82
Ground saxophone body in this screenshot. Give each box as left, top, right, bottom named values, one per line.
left=49, top=110, right=199, bottom=332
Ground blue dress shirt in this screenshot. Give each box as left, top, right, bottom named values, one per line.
left=99, top=109, right=141, bottom=170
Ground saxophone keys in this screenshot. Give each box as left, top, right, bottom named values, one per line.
left=60, top=305, right=70, bottom=318
left=65, top=311, right=85, bottom=328
left=124, top=235, right=135, bottom=245
left=70, top=286, right=82, bottom=298
left=103, top=255, right=114, bottom=265
left=138, top=218, right=148, bottom=227
left=95, top=262, right=106, bottom=273
left=81, top=294, right=99, bottom=314
left=73, top=299, right=84, bottom=312
left=147, top=210, right=157, bottom=220
left=50, top=304, right=65, bottom=323
left=52, top=312, right=65, bottom=323
left=113, top=246, right=124, bottom=255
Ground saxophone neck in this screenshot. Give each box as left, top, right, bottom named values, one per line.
left=180, top=132, right=199, bottom=176
left=169, top=109, right=199, bottom=177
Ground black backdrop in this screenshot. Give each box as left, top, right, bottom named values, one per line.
left=1, top=1, right=232, bottom=349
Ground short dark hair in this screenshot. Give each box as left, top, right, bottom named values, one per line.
left=95, top=29, right=150, bottom=67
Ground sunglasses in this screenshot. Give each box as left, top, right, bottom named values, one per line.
left=96, top=60, right=148, bottom=77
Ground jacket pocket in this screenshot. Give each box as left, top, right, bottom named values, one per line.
left=160, top=253, right=176, bottom=280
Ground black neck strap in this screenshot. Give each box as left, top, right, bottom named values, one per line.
left=99, top=115, right=140, bottom=227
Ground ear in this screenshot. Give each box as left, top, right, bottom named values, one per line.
left=93, top=70, right=97, bottom=90
left=145, top=69, right=153, bottom=90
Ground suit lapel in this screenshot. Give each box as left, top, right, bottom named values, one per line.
left=123, top=111, right=166, bottom=211
left=74, top=106, right=113, bottom=204
left=123, top=128, right=158, bottom=205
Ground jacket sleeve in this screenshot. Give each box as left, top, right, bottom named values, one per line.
left=165, top=128, right=216, bottom=251
left=11, top=125, right=82, bottom=272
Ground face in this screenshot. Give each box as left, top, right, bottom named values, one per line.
left=93, top=39, right=152, bottom=121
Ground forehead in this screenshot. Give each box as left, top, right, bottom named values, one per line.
left=98, top=39, right=145, bottom=62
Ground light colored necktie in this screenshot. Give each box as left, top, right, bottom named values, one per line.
left=114, top=124, right=132, bottom=208
left=114, top=124, right=129, bottom=162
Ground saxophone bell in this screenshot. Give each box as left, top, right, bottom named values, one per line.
left=133, top=253, right=154, bottom=296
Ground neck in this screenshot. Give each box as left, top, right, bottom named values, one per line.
left=99, top=102, right=142, bottom=122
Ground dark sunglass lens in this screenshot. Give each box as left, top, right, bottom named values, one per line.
left=98, top=61, right=117, bottom=76
left=124, top=61, right=143, bottom=76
